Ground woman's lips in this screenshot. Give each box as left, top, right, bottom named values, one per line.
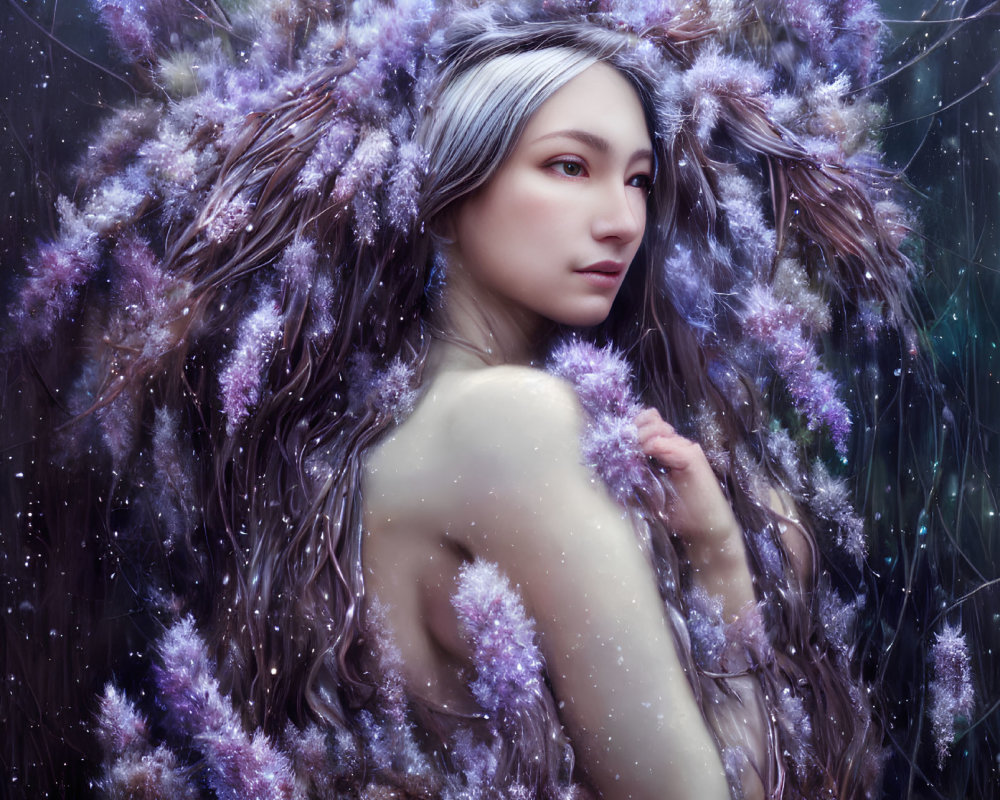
left=576, top=260, right=625, bottom=288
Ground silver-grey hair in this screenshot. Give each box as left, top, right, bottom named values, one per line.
left=417, top=18, right=674, bottom=225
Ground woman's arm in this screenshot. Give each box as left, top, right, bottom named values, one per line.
left=634, top=408, right=756, bottom=622
left=441, top=368, right=731, bottom=800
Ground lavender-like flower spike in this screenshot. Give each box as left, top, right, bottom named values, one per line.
left=548, top=339, right=638, bottom=418
left=929, top=623, right=975, bottom=768
left=809, top=461, right=866, bottom=561
left=155, top=617, right=301, bottom=800
left=370, top=357, right=419, bottom=422
left=451, top=559, right=544, bottom=720
left=296, top=119, right=357, bottom=197
left=684, top=585, right=728, bottom=672
left=97, top=684, right=150, bottom=757
left=333, top=128, right=394, bottom=205
left=386, top=138, right=428, bottom=232
left=92, top=0, right=155, bottom=61
left=12, top=197, right=100, bottom=344
left=219, top=294, right=284, bottom=435
left=548, top=339, right=648, bottom=501
left=743, top=284, right=852, bottom=454
left=97, top=684, right=200, bottom=799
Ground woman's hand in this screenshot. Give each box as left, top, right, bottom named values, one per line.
left=634, top=407, right=740, bottom=547
left=634, top=407, right=755, bottom=619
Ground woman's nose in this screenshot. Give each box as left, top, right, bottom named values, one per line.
left=591, top=184, right=645, bottom=243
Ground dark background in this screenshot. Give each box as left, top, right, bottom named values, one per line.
left=1, top=0, right=998, bottom=797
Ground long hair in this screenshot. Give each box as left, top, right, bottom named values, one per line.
left=4, top=1, right=916, bottom=797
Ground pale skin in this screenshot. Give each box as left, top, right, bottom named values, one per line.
left=363, top=62, right=803, bottom=799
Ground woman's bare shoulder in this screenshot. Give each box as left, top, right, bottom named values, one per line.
left=438, top=365, right=586, bottom=458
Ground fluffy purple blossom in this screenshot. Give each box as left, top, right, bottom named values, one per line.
left=277, top=237, right=319, bottom=288
left=155, top=617, right=300, bottom=800
left=444, top=730, right=500, bottom=800
left=334, top=128, right=393, bottom=201
left=929, top=623, right=975, bottom=768
left=777, top=688, right=813, bottom=777
left=809, top=461, right=866, bottom=560
left=548, top=340, right=648, bottom=501
left=583, top=413, right=648, bottom=503
left=96, top=387, right=138, bottom=467
left=97, top=684, right=200, bottom=799
left=723, top=602, right=774, bottom=670
left=817, top=582, right=859, bottom=654
left=205, top=193, right=254, bottom=243
left=219, top=295, right=284, bottom=434
left=297, top=120, right=357, bottom=196
left=752, top=528, right=784, bottom=578
left=97, top=684, right=150, bottom=756
left=682, top=46, right=770, bottom=143
left=386, top=138, right=428, bottom=232
left=548, top=339, right=638, bottom=418
left=12, top=197, right=100, bottom=343
left=92, top=0, right=156, bottom=60
left=778, top=0, right=835, bottom=63
left=829, top=0, right=883, bottom=85
left=743, top=285, right=852, bottom=454
left=685, top=586, right=727, bottom=672
left=717, top=173, right=776, bottom=276
left=606, top=0, right=677, bottom=31
left=452, top=560, right=544, bottom=719
left=139, top=126, right=199, bottom=187
left=370, top=357, right=418, bottom=422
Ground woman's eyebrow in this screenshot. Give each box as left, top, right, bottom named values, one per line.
left=534, top=129, right=652, bottom=163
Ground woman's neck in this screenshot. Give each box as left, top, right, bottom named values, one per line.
left=428, top=263, right=554, bottom=372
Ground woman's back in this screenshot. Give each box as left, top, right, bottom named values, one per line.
left=363, top=354, right=734, bottom=799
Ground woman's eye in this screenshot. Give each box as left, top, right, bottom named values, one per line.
left=553, top=161, right=584, bottom=177
left=629, top=174, right=652, bottom=191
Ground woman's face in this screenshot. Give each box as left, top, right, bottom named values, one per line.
left=448, top=61, right=653, bottom=329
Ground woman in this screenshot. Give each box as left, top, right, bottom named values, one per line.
left=4, top=1, right=912, bottom=797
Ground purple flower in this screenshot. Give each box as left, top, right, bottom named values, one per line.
left=779, top=0, right=835, bottom=62
left=278, top=237, right=319, bottom=288
left=154, top=617, right=300, bottom=800
left=817, top=582, right=858, bottom=654
left=717, top=173, right=776, bottom=276
left=370, top=357, right=418, bottom=422
left=452, top=560, right=544, bottom=720
left=583, top=413, right=647, bottom=503
left=297, top=119, right=357, bottom=196
left=809, top=461, right=866, bottom=560
left=743, top=285, right=852, bottom=454
left=929, top=623, right=975, bottom=768
left=205, top=193, right=254, bottom=244
left=778, top=688, right=813, bottom=777
left=723, top=602, right=774, bottom=670
left=685, top=586, right=727, bottom=672
left=218, top=295, right=284, bottom=434
left=97, top=684, right=150, bottom=756
left=97, top=684, right=200, bottom=799
left=444, top=729, right=499, bottom=800
left=548, top=340, right=648, bottom=501
left=12, top=198, right=100, bottom=343
left=92, top=0, right=156, bottom=60
left=332, top=128, right=393, bottom=205
left=682, top=46, right=770, bottom=143
left=386, top=138, right=428, bottom=232
left=103, top=746, right=199, bottom=800
left=548, top=339, right=638, bottom=418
